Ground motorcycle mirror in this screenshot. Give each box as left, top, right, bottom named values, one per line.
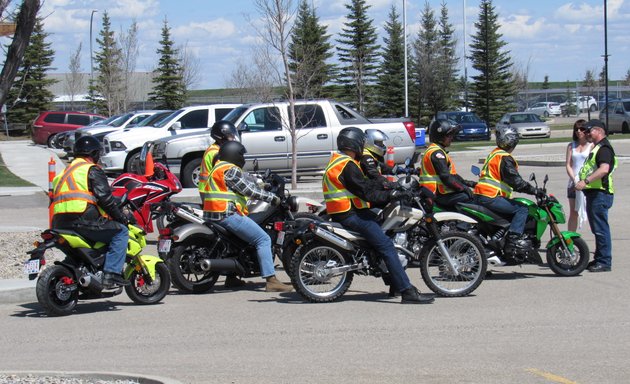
left=544, top=174, right=549, bottom=184
left=404, top=157, right=411, bottom=167
left=529, top=173, right=536, bottom=182
left=471, top=165, right=481, bottom=176
left=253, top=159, right=259, bottom=173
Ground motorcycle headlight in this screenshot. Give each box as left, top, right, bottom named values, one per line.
left=288, top=196, right=299, bottom=212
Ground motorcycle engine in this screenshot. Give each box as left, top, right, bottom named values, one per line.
left=392, top=233, right=409, bottom=268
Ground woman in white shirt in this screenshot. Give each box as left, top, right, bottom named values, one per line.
left=565, top=119, right=593, bottom=231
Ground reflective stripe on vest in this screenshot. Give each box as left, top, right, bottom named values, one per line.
left=474, top=148, right=515, bottom=198
left=578, top=142, right=618, bottom=193
left=203, top=161, right=248, bottom=215
left=198, top=144, right=219, bottom=194
left=323, top=152, right=369, bottom=214
left=419, top=143, right=457, bottom=194
left=51, top=159, right=98, bottom=214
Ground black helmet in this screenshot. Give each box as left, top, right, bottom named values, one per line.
left=495, top=125, right=520, bottom=152
left=218, top=141, right=247, bottom=168
left=211, top=120, right=239, bottom=143
left=73, top=135, right=102, bottom=162
left=364, top=129, right=389, bottom=157
left=429, top=119, right=460, bottom=145
left=337, top=127, right=365, bottom=156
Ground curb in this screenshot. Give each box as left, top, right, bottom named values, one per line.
left=0, top=371, right=184, bottom=384
left=0, top=280, right=36, bottom=305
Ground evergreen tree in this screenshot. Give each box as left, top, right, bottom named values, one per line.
left=148, top=18, right=185, bottom=110
left=89, top=11, right=124, bottom=116
left=542, top=75, right=550, bottom=89
left=288, top=0, right=334, bottom=99
left=410, top=1, right=438, bottom=120
left=336, top=0, right=380, bottom=114
left=598, top=66, right=608, bottom=87
left=625, top=69, right=630, bottom=86
left=583, top=69, right=597, bottom=96
left=6, top=18, right=56, bottom=125
left=375, top=5, right=405, bottom=118
left=468, top=0, right=515, bottom=126
left=435, top=1, right=459, bottom=112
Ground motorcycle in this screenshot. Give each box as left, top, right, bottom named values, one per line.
left=450, top=167, right=590, bottom=276
left=157, top=169, right=323, bottom=293
left=287, top=176, right=487, bottom=303
left=23, top=189, right=171, bottom=316
left=110, top=142, right=183, bottom=234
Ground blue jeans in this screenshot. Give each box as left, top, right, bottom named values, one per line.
left=584, top=191, right=613, bottom=267
left=338, top=210, right=412, bottom=293
left=476, top=195, right=528, bottom=234
left=77, top=221, right=129, bottom=274
left=220, top=214, right=275, bottom=278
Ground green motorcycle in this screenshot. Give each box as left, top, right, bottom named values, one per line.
left=25, top=222, right=170, bottom=316
left=451, top=171, right=590, bottom=276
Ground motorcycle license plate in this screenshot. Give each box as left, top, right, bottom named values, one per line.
left=23, top=259, right=40, bottom=275
left=158, top=239, right=172, bottom=253
left=276, top=231, right=286, bottom=245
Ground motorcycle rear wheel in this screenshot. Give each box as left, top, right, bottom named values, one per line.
left=280, top=212, right=322, bottom=277
left=546, top=237, right=590, bottom=276
left=168, top=238, right=220, bottom=293
left=419, top=231, right=487, bottom=297
left=125, top=262, right=171, bottom=304
left=36, top=265, right=79, bottom=316
left=291, top=241, right=353, bottom=303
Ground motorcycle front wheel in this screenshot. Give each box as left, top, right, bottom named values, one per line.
left=291, top=241, right=353, bottom=303
left=546, top=237, right=590, bottom=276
left=168, top=238, right=220, bottom=293
left=125, top=262, right=171, bottom=304
left=36, top=265, right=79, bottom=316
left=419, top=231, right=487, bottom=297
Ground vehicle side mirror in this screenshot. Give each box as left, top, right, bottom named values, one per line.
left=544, top=175, right=549, bottom=184
left=170, top=121, right=182, bottom=130
left=470, top=165, right=480, bottom=176
left=237, top=122, right=248, bottom=132
left=404, top=157, right=411, bottom=167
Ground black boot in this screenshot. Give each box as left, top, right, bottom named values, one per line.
left=504, top=232, right=531, bottom=253
left=102, top=272, right=130, bottom=288
left=401, top=286, right=435, bottom=304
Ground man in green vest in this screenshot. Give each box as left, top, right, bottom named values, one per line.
left=576, top=119, right=617, bottom=272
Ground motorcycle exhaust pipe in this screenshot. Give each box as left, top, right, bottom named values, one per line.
left=174, top=206, right=206, bottom=225
left=199, top=258, right=245, bottom=275
left=313, top=227, right=354, bottom=251
left=79, top=274, right=103, bottom=291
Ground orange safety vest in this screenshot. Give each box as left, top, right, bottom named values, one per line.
left=198, top=143, right=219, bottom=195
left=474, top=148, right=515, bottom=198
left=419, top=143, right=457, bottom=195
left=203, top=161, right=248, bottom=215
left=51, top=158, right=106, bottom=217
left=323, top=152, right=370, bottom=214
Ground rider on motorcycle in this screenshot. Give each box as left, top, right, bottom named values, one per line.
left=419, top=119, right=476, bottom=209
left=51, top=136, right=130, bottom=289
left=474, top=125, right=544, bottom=253
left=360, top=129, right=396, bottom=183
left=203, top=141, right=293, bottom=293
left=198, top=120, right=240, bottom=197
left=323, top=127, right=434, bottom=304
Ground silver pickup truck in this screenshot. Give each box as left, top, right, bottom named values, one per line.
left=151, top=99, right=417, bottom=187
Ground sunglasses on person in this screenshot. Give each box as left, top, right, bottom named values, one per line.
left=576, top=126, right=587, bottom=132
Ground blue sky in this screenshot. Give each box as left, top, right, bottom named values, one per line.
left=6, top=0, right=630, bottom=90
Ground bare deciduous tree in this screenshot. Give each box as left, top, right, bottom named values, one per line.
left=177, top=42, right=201, bottom=94
left=119, top=21, right=139, bottom=111
left=226, top=44, right=278, bottom=103
left=64, top=42, right=84, bottom=109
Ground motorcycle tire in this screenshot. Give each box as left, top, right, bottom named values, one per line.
left=168, top=237, right=220, bottom=293
left=290, top=241, right=353, bottom=303
left=280, top=212, right=322, bottom=277
left=546, top=237, right=590, bottom=276
left=419, top=231, right=487, bottom=297
left=36, top=265, right=79, bottom=316
left=125, top=262, right=171, bottom=304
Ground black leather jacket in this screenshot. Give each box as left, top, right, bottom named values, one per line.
left=500, top=155, right=537, bottom=195
left=427, top=144, right=476, bottom=193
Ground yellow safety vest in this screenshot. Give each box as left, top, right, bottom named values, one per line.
left=51, top=158, right=99, bottom=215
left=579, top=141, right=618, bottom=193
left=419, top=143, right=457, bottom=195
left=198, top=143, right=219, bottom=195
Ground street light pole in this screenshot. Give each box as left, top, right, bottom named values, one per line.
left=603, top=0, right=609, bottom=128
left=89, top=10, right=98, bottom=86
left=403, top=0, right=408, bottom=118
left=463, top=0, right=468, bottom=112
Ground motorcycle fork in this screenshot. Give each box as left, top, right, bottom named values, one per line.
left=544, top=206, right=573, bottom=257
left=426, top=220, right=460, bottom=276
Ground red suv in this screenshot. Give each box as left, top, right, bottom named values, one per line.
left=31, top=111, right=105, bottom=147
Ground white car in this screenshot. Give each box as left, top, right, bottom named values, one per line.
left=100, top=104, right=240, bottom=173
left=525, top=102, right=561, bottom=117
left=560, top=96, right=598, bottom=113
left=495, top=112, right=551, bottom=139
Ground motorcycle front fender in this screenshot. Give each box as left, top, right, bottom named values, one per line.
left=172, top=223, right=215, bottom=243
left=124, top=254, right=163, bottom=280
left=434, top=211, right=477, bottom=224
left=546, top=231, right=581, bottom=251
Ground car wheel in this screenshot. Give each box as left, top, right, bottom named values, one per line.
left=125, top=151, right=142, bottom=174
left=181, top=157, right=202, bottom=188
left=590, top=104, right=597, bottom=112
left=543, top=111, right=549, bottom=118
left=622, top=122, right=629, bottom=134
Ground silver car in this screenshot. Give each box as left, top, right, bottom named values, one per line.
left=525, top=102, right=561, bottom=117
left=495, top=112, right=551, bottom=139
left=599, top=99, right=630, bottom=134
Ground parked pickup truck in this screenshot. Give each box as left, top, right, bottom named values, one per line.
left=151, top=99, right=417, bottom=188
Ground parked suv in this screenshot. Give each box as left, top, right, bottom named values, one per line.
left=100, top=104, right=239, bottom=174
left=560, top=96, right=598, bottom=113
left=599, top=99, right=630, bottom=134
left=31, top=111, right=105, bottom=147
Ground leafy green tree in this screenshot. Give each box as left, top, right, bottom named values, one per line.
left=148, top=18, right=185, bottom=110
left=89, top=11, right=124, bottom=115
left=375, top=5, right=405, bottom=118
left=336, top=0, right=380, bottom=114
left=468, top=0, right=515, bottom=126
left=542, top=75, right=550, bottom=89
left=598, top=66, right=608, bottom=87
left=288, top=0, right=334, bottom=99
left=434, top=1, right=459, bottom=112
left=6, top=18, right=56, bottom=125
left=410, top=1, right=438, bottom=120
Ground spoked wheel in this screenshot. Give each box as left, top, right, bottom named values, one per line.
left=291, top=241, right=353, bottom=303
left=546, top=237, right=590, bottom=276
left=36, top=265, right=79, bottom=316
left=168, top=238, right=220, bottom=293
left=280, top=213, right=322, bottom=277
left=125, top=262, right=171, bottom=304
left=419, top=231, right=487, bottom=297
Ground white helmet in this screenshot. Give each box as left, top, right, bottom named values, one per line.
left=364, top=129, right=389, bottom=157
left=495, top=125, right=519, bottom=151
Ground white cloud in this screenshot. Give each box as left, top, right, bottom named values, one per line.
left=499, top=14, right=547, bottom=39
left=172, top=18, right=237, bottom=41
left=107, top=0, right=160, bottom=19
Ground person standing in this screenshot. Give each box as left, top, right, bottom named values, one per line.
left=565, top=119, right=593, bottom=231
left=575, top=119, right=618, bottom=272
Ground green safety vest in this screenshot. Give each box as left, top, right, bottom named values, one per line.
left=579, top=141, right=617, bottom=193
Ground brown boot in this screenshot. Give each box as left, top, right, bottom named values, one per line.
left=224, top=275, right=246, bottom=288
left=265, top=275, right=293, bottom=293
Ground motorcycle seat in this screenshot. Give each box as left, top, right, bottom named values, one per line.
left=456, top=202, right=511, bottom=226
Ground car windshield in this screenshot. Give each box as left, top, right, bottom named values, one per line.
left=109, top=112, right=134, bottom=127
left=87, top=114, right=119, bottom=127
left=446, top=112, right=482, bottom=123
left=223, top=106, right=249, bottom=124
left=130, top=111, right=172, bottom=128
left=510, top=114, right=542, bottom=123
left=154, top=109, right=184, bottom=128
